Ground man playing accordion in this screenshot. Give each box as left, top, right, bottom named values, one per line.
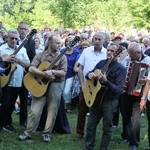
left=120, top=42, right=150, bottom=150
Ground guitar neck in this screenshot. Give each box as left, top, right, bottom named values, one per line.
left=101, top=58, right=114, bottom=73
left=45, top=36, right=80, bottom=71
left=47, top=51, right=65, bottom=70
left=13, top=38, right=28, bottom=55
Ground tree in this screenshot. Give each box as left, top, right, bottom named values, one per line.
left=127, top=0, right=150, bottom=29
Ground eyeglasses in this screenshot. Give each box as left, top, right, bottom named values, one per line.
left=107, top=49, right=115, bottom=52
left=10, top=37, right=18, bottom=40
left=19, top=28, right=28, bottom=31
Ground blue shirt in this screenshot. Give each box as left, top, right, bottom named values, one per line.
left=64, top=48, right=80, bottom=79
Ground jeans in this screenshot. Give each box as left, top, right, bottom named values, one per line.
left=63, top=77, right=74, bottom=103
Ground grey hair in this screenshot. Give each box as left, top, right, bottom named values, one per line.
left=8, top=29, right=19, bottom=36
left=128, top=42, right=141, bottom=52
left=93, top=31, right=105, bottom=40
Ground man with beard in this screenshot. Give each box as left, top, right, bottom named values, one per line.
left=18, top=34, right=67, bottom=143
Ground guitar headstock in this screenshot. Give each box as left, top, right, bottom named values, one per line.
left=69, top=36, right=80, bottom=48
left=26, top=29, right=37, bottom=38
left=113, top=45, right=125, bottom=58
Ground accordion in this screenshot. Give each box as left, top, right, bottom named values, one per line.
left=124, top=61, right=148, bottom=96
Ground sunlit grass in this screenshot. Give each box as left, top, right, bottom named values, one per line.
left=0, top=109, right=149, bottom=150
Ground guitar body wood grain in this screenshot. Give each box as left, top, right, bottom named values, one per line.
left=24, top=61, right=50, bottom=97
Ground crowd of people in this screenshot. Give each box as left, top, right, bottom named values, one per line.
left=0, top=21, right=150, bottom=150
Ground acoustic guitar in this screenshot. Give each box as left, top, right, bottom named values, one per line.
left=83, top=48, right=123, bottom=107
left=0, top=29, right=37, bottom=88
left=23, top=36, right=80, bottom=98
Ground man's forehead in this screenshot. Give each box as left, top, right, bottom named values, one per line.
left=93, top=34, right=104, bottom=39
left=19, top=24, right=29, bottom=29
left=8, top=33, right=19, bottom=37
left=53, top=36, right=61, bottom=42
left=107, top=45, right=117, bottom=50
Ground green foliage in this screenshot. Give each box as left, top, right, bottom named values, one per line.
left=127, top=0, right=150, bottom=29
left=0, top=0, right=149, bottom=31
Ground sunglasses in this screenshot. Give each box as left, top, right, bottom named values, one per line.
left=10, top=37, right=18, bottom=40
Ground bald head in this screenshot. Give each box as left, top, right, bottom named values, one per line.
left=128, top=42, right=141, bottom=52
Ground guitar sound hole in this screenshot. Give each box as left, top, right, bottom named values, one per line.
left=42, top=78, right=49, bottom=85
left=93, top=77, right=98, bottom=86
left=34, top=76, right=42, bottom=85
left=88, top=101, right=91, bottom=105
left=88, top=85, right=92, bottom=95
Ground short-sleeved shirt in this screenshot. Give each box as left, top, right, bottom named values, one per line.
left=64, top=48, right=80, bottom=79
left=77, top=46, right=107, bottom=82
left=31, top=50, right=67, bottom=82
left=0, top=43, right=30, bottom=87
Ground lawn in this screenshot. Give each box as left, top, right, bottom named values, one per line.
left=0, top=109, right=149, bottom=150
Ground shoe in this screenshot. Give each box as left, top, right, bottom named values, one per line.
left=18, top=132, right=32, bottom=141
left=141, top=112, right=145, bottom=117
left=130, top=145, right=137, bottom=150
left=76, top=134, right=83, bottom=139
left=3, top=125, right=16, bottom=132
left=42, top=133, right=51, bottom=143
left=86, top=113, right=90, bottom=117
left=111, top=125, right=118, bottom=132
left=118, top=138, right=128, bottom=144
left=20, top=123, right=27, bottom=127
left=67, top=109, right=72, bottom=113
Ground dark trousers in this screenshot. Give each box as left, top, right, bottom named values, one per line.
left=146, top=100, right=150, bottom=147
left=121, top=93, right=141, bottom=146
left=19, top=83, right=28, bottom=125
left=1, top=86, right=21, bottom=126
left=2, top=87, right=27, bottom=126
left=76, top=90, right=89, bottom=135
left=85, top=99, right=118, bottom=150
left=112, top=95, right=123, bottom=126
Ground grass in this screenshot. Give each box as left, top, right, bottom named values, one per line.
left=0, top=108, right=149, bottom=150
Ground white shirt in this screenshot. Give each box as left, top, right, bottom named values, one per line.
left=78, top=46, right=107, bottom=82
left=121, top=55, right=150, bottom=70
left=0, top=43, right=30, bottom=87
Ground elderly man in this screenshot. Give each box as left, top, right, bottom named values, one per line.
left=75, top=32, right=107, bottom=139
left=84, top=42, right=126, bottom=150
left=120, top=42, right=150, bottom=150
left=0, top=29, right=30, bottom=132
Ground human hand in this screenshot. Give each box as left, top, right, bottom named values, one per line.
left=98, top=71, right=107, bottom=82
left=140, top=98, right=146, bottom=111
left=139, top=76, right=147, bottom=85
left=88, top=72, right=97, bottom=80
left=44, top=70, right=55, bottom=80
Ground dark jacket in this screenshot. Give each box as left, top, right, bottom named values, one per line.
left=86, top=59, right=126, bottom=101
